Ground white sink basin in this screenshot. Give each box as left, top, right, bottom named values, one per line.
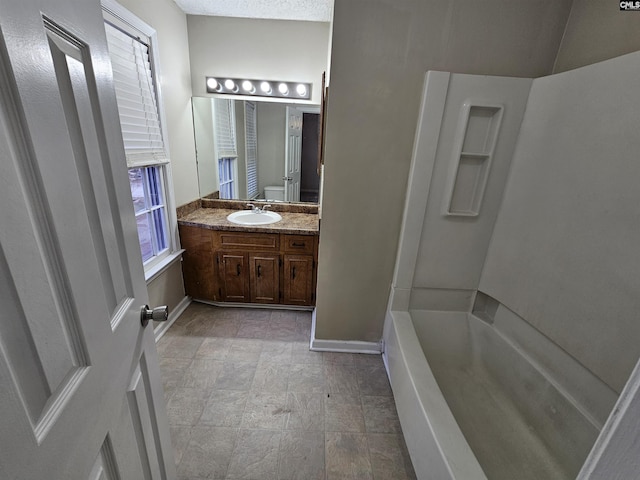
left=226, top=210, right=282, bottom=225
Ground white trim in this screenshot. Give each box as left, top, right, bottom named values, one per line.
left=144, top=249, right=184, bottom=283
left=163, top=163, right=181, bottom=253
left=102, top=0, right=154, bottom=36
left=310, top=339, right=383, bottom=354
left=153, top=295, right=191, bottom=342
left=310, top=309, right=383, bottom=354
left=208, top=93, right=318, bottom=107
left=577, top=355, right=640, bottom=479
left=297, top=105, right=321, bottom=114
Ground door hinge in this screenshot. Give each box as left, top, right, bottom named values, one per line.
left=312, top=260, right=316, bottom=269
left=279, top=258, right=283, bottom=267
left=219, top=287, right=222, bottom=297
left=216, top=255, right=219, bottom=265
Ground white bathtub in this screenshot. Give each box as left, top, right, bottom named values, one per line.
left=383, top=309, right=600, bottom=480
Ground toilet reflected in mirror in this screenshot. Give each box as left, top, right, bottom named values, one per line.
left=264, top=185, right=285, bottom=202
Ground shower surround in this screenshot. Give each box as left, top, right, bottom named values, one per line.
left=384, top=52, right=640, bottom=479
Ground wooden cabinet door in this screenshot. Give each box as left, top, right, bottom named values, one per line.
left=249, top=253, right=280, bottom=304
left=218, top=252, right=250, bottom=302
left=180, top=225, right=215, bottom=300
left=283, top=255, right=314, bottom=305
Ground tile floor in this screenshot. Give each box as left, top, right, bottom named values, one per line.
left=158, top=302, right=416, bottom=480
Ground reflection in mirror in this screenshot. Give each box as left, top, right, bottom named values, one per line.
left=192, top=97, right=321, bottom=204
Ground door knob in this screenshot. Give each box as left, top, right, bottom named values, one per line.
left=282, top=176, right=293, bottom=182
left=141, top=305, right=169, bottom=327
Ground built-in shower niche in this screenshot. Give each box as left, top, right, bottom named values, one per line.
left=472, top=290, right=499, bottom=324
left=443, top=104, right=503, bottom=216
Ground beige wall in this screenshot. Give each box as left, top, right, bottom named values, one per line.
left=553, top=0, right=640, bottom=73
left=315, top=0, right=573, bottom=342
left=116, top=0, right=193, bottom=311
left=117, top=0, right=199, bottom=207
left=149, top=260, right=186, bottom=328
left=187, top=15, right=330, bottom=105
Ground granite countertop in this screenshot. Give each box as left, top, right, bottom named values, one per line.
left=178, top=208, right=319, bottom=235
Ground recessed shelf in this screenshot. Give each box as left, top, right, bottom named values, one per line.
left=472, top=291, right=500, bottom=324
left=462, top=106, right=502, bottom=154
left=448, top=154, right=490, bottom=215
left=443, top=102, right=503, bottom=217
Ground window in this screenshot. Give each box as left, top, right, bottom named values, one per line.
left=245, top=101, right=258, bottom=198
left=129, top=167, right=168, bottom=262
left=213, top=98, right=237, bottom=199
left=103, top=2, right=177, bottom=275
left=218, top=158, right=235, bottom=199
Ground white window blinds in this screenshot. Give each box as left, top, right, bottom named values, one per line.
left=213, top=98, right=237, bottom=158
left=105, top=21, right=167, bottom=167
left=245, top=102, right=258, bottom=198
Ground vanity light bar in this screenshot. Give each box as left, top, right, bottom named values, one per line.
left=205, top=77, right=312, bottom=100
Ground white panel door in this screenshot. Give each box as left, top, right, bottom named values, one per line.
left=0, top=0, right=175, bottom=479
left=284, top=106, right=302, bottom=202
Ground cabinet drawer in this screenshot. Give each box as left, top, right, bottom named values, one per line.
left=217, top=232, right=279, bottom=251
left=282, top=234, right=315, bottom=255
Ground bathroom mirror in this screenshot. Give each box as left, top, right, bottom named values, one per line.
left=192, top=97, right=321, bottom=204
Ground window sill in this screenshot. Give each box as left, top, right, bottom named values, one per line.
left=145, top=249, right=185, bottom=283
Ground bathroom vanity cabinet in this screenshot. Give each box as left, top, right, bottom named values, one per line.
left=179, top=225, right=318, bottom=306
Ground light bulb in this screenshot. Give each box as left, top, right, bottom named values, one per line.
left=296, top=84, right=307, bottom=96
left=242, top=80, right=254, bottom=92
left=206, top=77, right=218, bottom=90
left=224, top=79, right=236, bottom=90
left=278, top=83, right=289, bottom=95
left=260, top=81, right=272, bottom=94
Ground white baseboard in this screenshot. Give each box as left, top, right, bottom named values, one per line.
left=309, top=308, right=383, bottom=354
left=154, top=295, right=191, bottom=342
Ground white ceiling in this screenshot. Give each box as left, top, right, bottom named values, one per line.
left=173, top=0, right=334, bottom=22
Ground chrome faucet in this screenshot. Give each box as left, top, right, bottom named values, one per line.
left=246, top=203, right=272, bottom=214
